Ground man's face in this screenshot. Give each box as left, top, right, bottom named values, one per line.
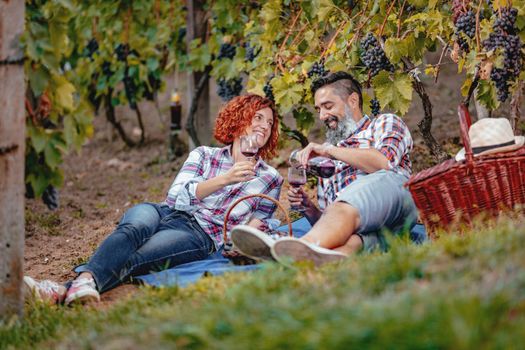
left=314, top=86, right=359, bottom=145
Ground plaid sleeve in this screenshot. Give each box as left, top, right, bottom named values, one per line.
left=165, top=147, right=207, bottom=209
left=373, top=114, right=413, bottom=169
left=251, top=175, right=284, bottom=229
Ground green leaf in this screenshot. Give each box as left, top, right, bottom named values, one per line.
left=315, top=0, right=334, bottom=21
left=475, top=79, right=499, bottom=110
left=293, top=107, right=315, bottom=132
left=28, top=124, right=47, bottom=153
left=272, top=73, right=304, bottom=114
left=54, top=77, right=76, bottom=112
left=146, top=57, right=159, bottom=71
left=44, top=141, right=62, bottom=169
left=372, top=72, right=413, bottom=115
left=29, top=66, right=50, bottom=96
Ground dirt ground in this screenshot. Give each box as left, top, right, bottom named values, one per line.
left=23, top=58, right=522, bottom=303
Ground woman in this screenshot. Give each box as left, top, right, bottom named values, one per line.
left=25, top=94, right=283, bottom=305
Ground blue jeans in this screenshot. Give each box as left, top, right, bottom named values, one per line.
left=75, top=203, right=215, bottom=293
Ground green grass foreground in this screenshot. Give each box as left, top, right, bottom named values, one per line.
left=2, top=218, right=525, bottom=349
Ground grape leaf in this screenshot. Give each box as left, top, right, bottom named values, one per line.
left=372, top=72, right=413, bottom=115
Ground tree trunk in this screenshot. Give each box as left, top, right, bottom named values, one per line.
left=185, top=0, right=211, bottom=149
left=0, top=0, right=26, bottom=320
left=510, top=80, right=523, bottom=135
left=412, top=80, right=450, bottom=163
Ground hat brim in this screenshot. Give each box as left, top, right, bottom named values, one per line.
left=455, top=136, right=525, bottom=162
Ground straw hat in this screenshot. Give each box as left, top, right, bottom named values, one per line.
left=455, top=117, right=524, bottom=162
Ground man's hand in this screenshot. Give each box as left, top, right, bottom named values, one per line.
left=297, top=142, right=334, bottom=167
left=222, top=161, right=256, bottom=185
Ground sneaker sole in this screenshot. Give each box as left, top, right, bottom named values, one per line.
left=271, top=239, right=346, bottom=267
left=231, top=225, right=275, bottom=261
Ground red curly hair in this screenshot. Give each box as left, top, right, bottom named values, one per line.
left=214, top=94, right=279, bottom=160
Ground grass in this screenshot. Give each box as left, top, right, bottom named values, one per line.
left=2, top=216, right=525, bottom=349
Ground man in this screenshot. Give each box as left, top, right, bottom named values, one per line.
left=232, top=71, right=418, bottom=266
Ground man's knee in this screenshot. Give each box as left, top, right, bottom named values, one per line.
left=324, top=202, right=360, bottom=223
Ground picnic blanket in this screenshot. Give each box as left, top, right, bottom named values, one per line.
left=135, top=219, right=427, bottom=288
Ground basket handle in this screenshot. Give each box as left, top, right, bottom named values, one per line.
left=458, top=104, right=474, bottom=163
left=222, top=193, right=293, bottom=244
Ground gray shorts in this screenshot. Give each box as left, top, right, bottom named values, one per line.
left=335, top=170, right=417, bottom=252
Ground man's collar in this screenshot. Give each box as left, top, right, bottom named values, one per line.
left=355, top=114, right=371, bottom=133
left=336, top=115, right=371, bottom=146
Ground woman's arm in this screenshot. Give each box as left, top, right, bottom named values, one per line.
left=195, top=161, right=256, bottom=200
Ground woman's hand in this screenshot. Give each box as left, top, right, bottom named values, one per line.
left=287, top=186, right=315, bottom=211
left=222, top=161, right=256, bottom=185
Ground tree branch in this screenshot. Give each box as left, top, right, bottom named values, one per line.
left=104, top=88, right=136, bottom=147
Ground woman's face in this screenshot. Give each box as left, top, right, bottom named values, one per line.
left=244, top=107, right=274, bottom=147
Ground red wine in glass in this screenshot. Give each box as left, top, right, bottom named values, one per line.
left=288, top=167, right=307, bottom=212
left=289, top=179, right=307, bottom=187
left=240, top=135, right=258, bottom=161
left=241, top=150, right=257, bottom=158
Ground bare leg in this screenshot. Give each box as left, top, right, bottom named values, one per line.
left=77, top=272, right=94, bottom=281
left=300, top=202, right=363, bottom=253
left=333, top=234, right=363, bottom=255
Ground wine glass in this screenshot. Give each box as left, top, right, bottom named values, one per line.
left=288, top=167, right=307, bottom=212
left=240, top=134, right=259, bottom=162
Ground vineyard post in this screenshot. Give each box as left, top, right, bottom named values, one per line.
left=185, top=0, right=211, bottom=149
left=0, top=0, right=26, bottom=319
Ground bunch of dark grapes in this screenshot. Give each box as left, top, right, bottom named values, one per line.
left=217, top=78, right=243, bottom=101
left=483, top=7, right=523, bottom=102
left=370, top=98, right=380, bottom=116
left=360, top=34, right=394, bottom=77
left=101, top=61, right=112, bottom=76
left=143, top=74, right=161, bottom=101
left=452, top=0, right=470, bottom=22
left=455, top=10, right=476, bottom=51
left=85, top=38, right=99, bottom=59
left=494, top=7, right=518, bottom=34
left=308, top=61, right=327, bottom=78
left=263, top=80, right=274, bottom=101
left=115, top=43, right=129, bottom=61
left=218, top=43, right=236, bottom=60
left=244, top=44, right=259, bottom=62
left=124, top=68, right=138, bottom=109
left=42, top=185, right=59, bottom=210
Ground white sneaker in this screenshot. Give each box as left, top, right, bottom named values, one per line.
left=23, top=276, right=67, bottom=305
left=230, top=225, right=278, bottom=261
left=271, top=238, right=347, bottom=267
left=65, top=277, right=100, bottom=305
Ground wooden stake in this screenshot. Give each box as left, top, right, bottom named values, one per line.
left=0, top=0, right=26, bottom=320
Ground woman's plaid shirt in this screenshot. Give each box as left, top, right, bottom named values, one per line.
left=165, top=146, right=283, bottom=247
left=317, top=114, right=413, bottom=210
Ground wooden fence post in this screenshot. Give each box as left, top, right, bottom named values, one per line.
left=0, top=0, right=26, bottom=320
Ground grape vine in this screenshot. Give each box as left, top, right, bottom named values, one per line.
left=23, top=0, right=525, bottom=205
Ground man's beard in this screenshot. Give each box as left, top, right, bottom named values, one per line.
left=325, top=104, right=358, bottom=145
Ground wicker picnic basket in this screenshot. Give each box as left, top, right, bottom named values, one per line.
left=406, top=104, right=525, bottom=234
left=222, top=193, right=293, bottom=265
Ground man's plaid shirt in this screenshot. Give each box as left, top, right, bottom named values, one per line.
left=165, top=146, right=283, bottom=247
left=317, top=114, right=413, bottom=210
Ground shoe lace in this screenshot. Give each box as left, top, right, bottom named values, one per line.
left=39, top=280, right=62, bottom=294
left=72, top=278, right=96, bottom=289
